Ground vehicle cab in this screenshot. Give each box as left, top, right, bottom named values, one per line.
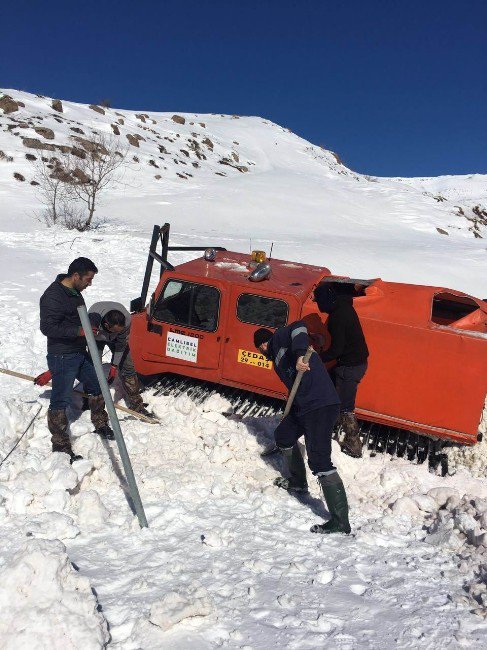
left=129, top=224, right=331, bottom=400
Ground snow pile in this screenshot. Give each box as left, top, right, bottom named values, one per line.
left=389, top=486, right=487, bottom=616
left=447, top=398, right=487, bottom=478
left=149, top=582, right=213, bottom=631
left=0, top=538, right=109, bottom=649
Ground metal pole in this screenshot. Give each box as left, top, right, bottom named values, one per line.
left=77, top=305, right=148, bottom=528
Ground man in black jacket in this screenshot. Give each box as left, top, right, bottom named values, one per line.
left=313, top=282, right=369, bottom=458
left=254, top=321, right=351, bottom=535
left=36, top=257, right=113, bottom=463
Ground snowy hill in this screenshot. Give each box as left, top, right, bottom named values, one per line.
left=1, top=88, right=486, bottom=296
left=1, top=90, right=487, bottom=648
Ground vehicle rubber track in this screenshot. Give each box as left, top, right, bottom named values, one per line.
left=146, top=374, right=450, bottom=475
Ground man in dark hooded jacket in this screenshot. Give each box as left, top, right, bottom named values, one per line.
left=35, top=258, right=114, bottom=463
left=313, top=282, right=368, bottom=458
left=254, top=321, right=351, bottom=535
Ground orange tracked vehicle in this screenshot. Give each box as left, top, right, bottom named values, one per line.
left=129, top=224, right=487, bottom=467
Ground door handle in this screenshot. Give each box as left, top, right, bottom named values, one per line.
left=225, top=337, right=230, bottom=343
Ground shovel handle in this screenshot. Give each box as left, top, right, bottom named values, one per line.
left=281, top=346, right=314, bottom=419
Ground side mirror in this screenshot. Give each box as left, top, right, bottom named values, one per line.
left=130, top=297, right=143, bottom=312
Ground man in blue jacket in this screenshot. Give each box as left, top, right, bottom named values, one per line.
left=36, top=257, right=114, bottom=463
left=254, top=322, right=351, bottom=534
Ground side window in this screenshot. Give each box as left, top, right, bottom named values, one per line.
left=153, top=280, right=220, bottom=331
left=237, top=293, right=288, bottom=328
left=431, top=292, right=478, bottom=326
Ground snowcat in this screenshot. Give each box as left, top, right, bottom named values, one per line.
left=129, top=224, right=487, bottom=472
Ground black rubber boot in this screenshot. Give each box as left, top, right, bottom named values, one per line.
left=274, top=444, right=309, bottom=493
left=311, top=471, right=351, bottom=534
left=94, top=424, right=115, bottom=441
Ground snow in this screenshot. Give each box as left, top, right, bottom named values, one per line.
left=0, top=89, right=486, bottom=647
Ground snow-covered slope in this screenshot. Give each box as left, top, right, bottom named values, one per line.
left=1, top=90, right=486, bottom=648
left=1, top=89, right=486, bottom=295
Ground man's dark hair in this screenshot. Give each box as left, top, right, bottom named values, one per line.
left=67, top=257, right=98, bottom=277
left=104, top=309, right=126, bottom=327
left=254, top=328, right=273, bottom=349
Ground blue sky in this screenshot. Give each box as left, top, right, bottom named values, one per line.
left=1, top=0, right=485, bottom=177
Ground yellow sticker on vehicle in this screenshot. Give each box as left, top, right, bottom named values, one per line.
left=238, top=349, right=273, bottom=370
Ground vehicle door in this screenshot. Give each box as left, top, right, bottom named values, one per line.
left=221, top=288, right=299, bottom=395
left=141, top=277, right=225, bottom=371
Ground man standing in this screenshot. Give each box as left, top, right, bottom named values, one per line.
left=36, top=257, right=114, bottom=463
left=313, top=282, right=369, bottom=458
left=87, top=301, right=152, bottom=418
left=254, top=322, right=351, bottom=535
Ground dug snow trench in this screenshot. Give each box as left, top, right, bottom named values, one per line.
left=1, top=387, right=487, bottom=649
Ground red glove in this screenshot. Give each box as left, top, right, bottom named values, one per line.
left=107, top=365, right=117, bottom=385
left=34, top=370, right=52, bottom=386
left=79, top=326, right=99, bottom=337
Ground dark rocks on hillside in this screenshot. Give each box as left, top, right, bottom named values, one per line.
left=117, top=118, right=124, bottom=125
left=25, top=153, right=37, bottom=161
left=148, top=160, right=159, bottom=168
left=57, top=145, right=72, bottom=154
left=70, top=127, right=85, bottom=134
left=111, top=124, right=120, bottom=135
left=52, top=99, right=63, bottom=113
left=72, top=136, right=108, bottom=155
left=70, top=147, right=86, bottom=159
left=30, top=180, right=39, bottom=186
left=34, top=127, right=55, bottom=140
left=126, top=134, right=140, bottom=147
left=126, top=133, right=145, bottom=147
left=154, top=174, right=162, bottom=180
left=180, top=149, right=189, bottom=157
left=158, top=145, right=169, bottom=155
left=199, top=122, right=206, bottom=128
left=330, top=151, right=343, bottom=165
left=202, top=137, right=213, bottom=151
left=219, top=157, right=248, bottom=173
left=22, top=137, right=56, bottom=151
left=436, top=228, right=449, bottom=236
left=136, top=114, right=148, bottom=123
left=133, top=155, right=139, bottom=162
left=0, top=95, right=21, bottom=114
left=14, top=172, right=25, bottom=181
left=72, top=167, right=91, bottom=184
left=53, top=117, right=63, bottom=123
left=7, top=122, right=29, bottom=130
left=89, top=104, right=105, bottom=115
left=172, top=115, right=185, bottom=125
left=231, top=152, right=239, bottom=162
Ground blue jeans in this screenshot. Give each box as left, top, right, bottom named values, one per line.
left=334, top=362, right=368, bottom=413
left=47, top=351, right=102, bottom=411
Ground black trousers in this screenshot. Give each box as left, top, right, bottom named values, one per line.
left=333, top=362, right=367, bottom=412
left=274, top=404, right=340, bottom=474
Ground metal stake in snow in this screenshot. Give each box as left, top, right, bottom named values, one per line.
left=77, top=304, right=148, bottom=528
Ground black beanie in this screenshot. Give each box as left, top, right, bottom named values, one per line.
left=253, top=328, right=273, bottom=348
left=313, top=283, right=338, bottom=314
